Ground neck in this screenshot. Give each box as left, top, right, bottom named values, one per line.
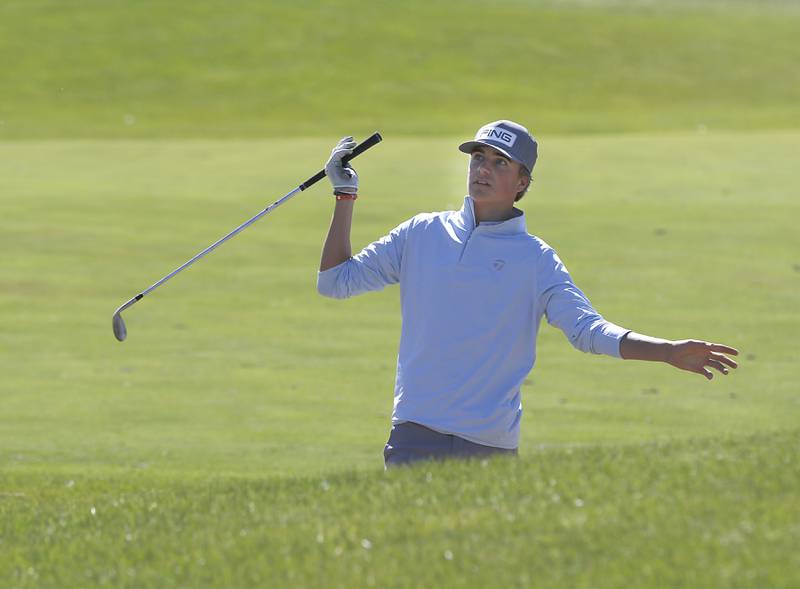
left=472, top=200, right=518, bottom=224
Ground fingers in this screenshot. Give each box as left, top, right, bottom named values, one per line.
left=706, top=359, right=729, bottom=375
left=710, top=343, right=739, bottom=356
left=332, top=145, right=356, bottom=162
left=334, top=136, right=356, bottom=151
left=700, top=353, right=737, bottom=379
left=711, top=352, right=738, bottom=369
left=330, top=136, right=356, bottom=160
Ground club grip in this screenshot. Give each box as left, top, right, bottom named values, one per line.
left=341, top=132, right=382, bottom=165
left=299, top=132, right=383, bottom=191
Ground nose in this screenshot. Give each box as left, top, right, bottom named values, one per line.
left=474, top=159, right=491, bottom=177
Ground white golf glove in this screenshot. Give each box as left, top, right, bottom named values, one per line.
left=325, top=136, right=359, bottom=195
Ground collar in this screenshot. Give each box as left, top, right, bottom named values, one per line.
left=454, top=196, right=527, bottom=235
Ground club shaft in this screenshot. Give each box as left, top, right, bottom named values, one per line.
left=114, top=131, right=382, bottom=330
left=140, top=186, right=302, bottom=298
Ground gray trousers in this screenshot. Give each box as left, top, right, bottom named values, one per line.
left=383, top=421, right=518, bottom=468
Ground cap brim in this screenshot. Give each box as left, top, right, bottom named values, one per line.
left=458, top=140, right=518, bottom=165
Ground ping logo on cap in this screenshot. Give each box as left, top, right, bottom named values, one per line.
left=478, top=126, right=517, bottom=148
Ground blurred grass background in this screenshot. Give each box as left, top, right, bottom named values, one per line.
left=1, top=0, right=798, bottom=138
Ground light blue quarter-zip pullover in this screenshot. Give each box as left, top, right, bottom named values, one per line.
left=317, top=196, right=630, bottom=449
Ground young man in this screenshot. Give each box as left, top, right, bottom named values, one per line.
left=317, top=120, right=739, bottom=468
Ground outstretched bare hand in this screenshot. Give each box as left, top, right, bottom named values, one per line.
left=666, top=340, right=739, bottom=380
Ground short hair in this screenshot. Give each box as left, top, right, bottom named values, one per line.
left=515, top=166, right=532, bottom=202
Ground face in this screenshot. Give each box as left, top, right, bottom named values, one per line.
left=468, top=146, right=529, bottom=206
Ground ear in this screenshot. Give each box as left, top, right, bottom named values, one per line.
left=517, top=173, right=530, bottom=192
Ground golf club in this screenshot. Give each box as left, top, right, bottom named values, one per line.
left=112, top=132, right=382, bottom=342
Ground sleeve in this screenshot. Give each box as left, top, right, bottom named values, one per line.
left=316, top=217, right=413, bottom=299
left=538, top=248, right=630, bottom=358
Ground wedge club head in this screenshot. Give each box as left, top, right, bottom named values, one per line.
left=112, top=311, right=127, bottom=342
left=112, top=294, right=141, bottom=342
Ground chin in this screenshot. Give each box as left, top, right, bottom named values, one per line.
left=470, top=186, right=491, bottom=199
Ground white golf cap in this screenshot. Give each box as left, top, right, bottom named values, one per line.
left=459, top=120, right=538, bottom=174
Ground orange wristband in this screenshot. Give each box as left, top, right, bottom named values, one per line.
left=335, top=193, right=358, bottom=201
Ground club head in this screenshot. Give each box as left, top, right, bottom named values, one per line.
left=112, top=312, right=127, bottom=342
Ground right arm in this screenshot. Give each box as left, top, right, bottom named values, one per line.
left=317, top=136, right=407, bottom=299
left=320, top=199, right=355, bottom=271
left=320, top=136, right=359, bottom=271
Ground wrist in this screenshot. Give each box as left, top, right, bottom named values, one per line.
left=620, top=332, right=673, bottom=362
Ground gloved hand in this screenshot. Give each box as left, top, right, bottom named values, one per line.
left=325, top=136, right=359, bottom=195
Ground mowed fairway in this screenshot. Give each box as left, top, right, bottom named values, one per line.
left=2, top=132, right=798, bottom=477
left=2, top=0, right=799, bottom=586
left=1, top=133, right=799, bottom=586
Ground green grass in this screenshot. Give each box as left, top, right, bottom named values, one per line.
left=2, top=0, right=799, bottom=585
left=1, top=0, right=798, bottom=138
left=2, top=132, right=797, bottom=586
left=1, top=131, right=798, bottom=479
left=2, top=429, right=798, bottom=588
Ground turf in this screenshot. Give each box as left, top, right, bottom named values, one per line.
left=1, top=0, right=798, bottom=138
left=1, top=131, right=798, bottom=479
left=1, top=0, right=798, bottom=586
left=2, top=429, right=798, bottom=588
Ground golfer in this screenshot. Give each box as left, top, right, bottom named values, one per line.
left=317, top=120, right=739, bottom=468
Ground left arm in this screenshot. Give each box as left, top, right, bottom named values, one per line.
left=619, top=332, right=739, bottom=380
left=538, top=248, right=739, bottom=379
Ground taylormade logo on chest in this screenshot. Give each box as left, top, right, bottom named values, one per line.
left=478, top=126, right=517, bottom=148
